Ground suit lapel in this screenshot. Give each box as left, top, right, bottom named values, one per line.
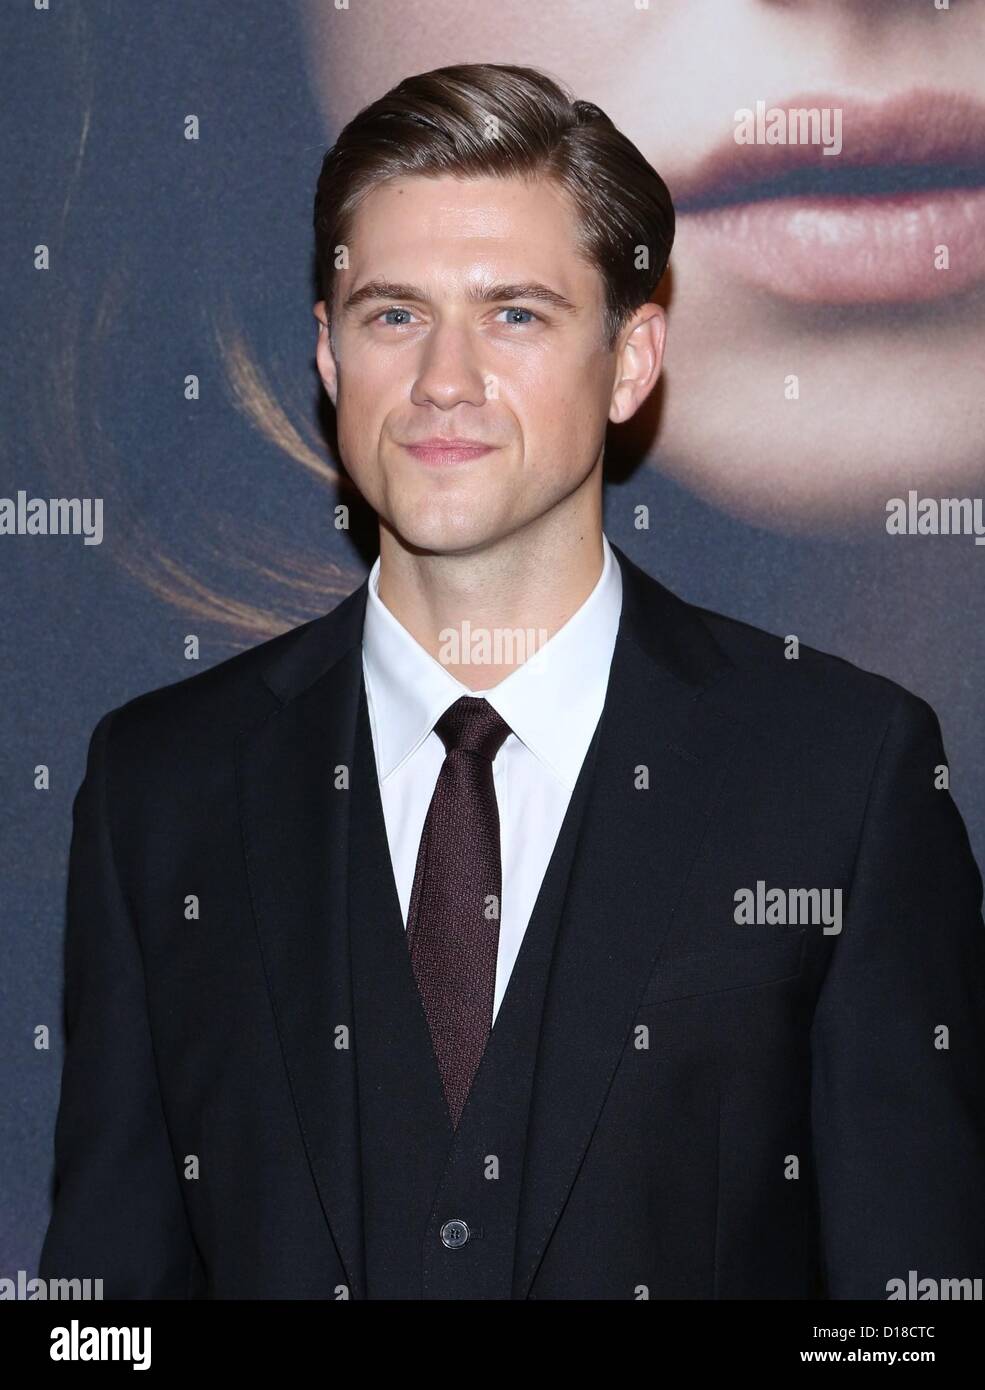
left=512, top=543, right=740, bottom=1297
left=235, top=582, right=370, bottom=1299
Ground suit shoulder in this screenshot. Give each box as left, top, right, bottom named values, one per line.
left=91, top=589, right=361, bottom=758
left=692, top=599, right=935, bottom=735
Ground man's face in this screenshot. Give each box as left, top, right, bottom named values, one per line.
left=314, top=172, right=659, bottom=556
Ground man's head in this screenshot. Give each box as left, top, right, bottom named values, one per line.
left=312, top=63, right=674, bottom=556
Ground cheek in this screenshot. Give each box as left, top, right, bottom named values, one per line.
left=339, top=344, right=398, bottom=395
left=335, top=352, right=397, bottom=433
left=511, top=353, right=609, bottom=435
left=333, top=383, right=384, bottom=490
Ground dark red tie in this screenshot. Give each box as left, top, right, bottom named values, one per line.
left=406, top=695, right=512, bottom=1130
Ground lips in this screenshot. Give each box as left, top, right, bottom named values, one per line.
left=402, top=439, right=498, bottom=467
left=669, top=89, right=985, bottom=304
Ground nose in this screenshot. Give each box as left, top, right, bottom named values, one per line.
left=409, top=318, right=491, bottom=411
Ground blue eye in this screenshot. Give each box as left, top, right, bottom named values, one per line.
left=498, top=306, right=539, bottom=325
left=380, top=307, right=414, bottom=326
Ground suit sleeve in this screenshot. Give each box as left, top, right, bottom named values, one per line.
left=38, top=708, right=199, bottom=1297
left=810, top=689, right=985, bottom=1299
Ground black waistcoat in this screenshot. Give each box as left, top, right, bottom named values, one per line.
left=347, top=677, right=602, bottom=1299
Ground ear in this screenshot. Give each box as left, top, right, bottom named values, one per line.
left=608, top=305, right=667, bottom=425
left=313, top=300, right=338, bottom=405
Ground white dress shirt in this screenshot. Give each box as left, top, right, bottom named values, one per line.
left=361, top=531, right=623, bottom=1023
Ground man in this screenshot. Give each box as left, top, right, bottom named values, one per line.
left=40, top=63, right=985, bottom=1300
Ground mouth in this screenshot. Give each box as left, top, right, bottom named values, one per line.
left=670, top=89, right=985, bottom=305
left=401, top=440, right=498, bottom=467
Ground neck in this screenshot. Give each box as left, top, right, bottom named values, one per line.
left=376, top=498, right=605, bottom=690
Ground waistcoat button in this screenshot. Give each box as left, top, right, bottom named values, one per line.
left=440, top=1219, right=470, bottom=1249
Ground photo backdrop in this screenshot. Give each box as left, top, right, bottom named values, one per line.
left=3, top=0, right=983, bottom=1279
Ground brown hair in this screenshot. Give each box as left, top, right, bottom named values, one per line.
left=313, top=62, right=675, bottom=350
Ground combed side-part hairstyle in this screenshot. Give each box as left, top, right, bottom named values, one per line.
left=314, top=62, right=675, bottom=350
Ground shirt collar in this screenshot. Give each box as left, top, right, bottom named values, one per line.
left=361, top=532, right=623, bottom=789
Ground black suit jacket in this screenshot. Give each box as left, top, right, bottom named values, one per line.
left=39, top=542, right=985, bottom=1298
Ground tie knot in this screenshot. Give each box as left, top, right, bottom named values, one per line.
left=435, top=696, right=512, bottom=761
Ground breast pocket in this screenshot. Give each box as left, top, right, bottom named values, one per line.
left=637, top=930, right=806, bottom=1006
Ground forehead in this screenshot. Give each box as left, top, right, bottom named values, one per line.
left=343, top=173, right=596, bottom=288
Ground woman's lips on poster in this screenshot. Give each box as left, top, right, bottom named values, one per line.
left=670, top=90, right=985, bottom=304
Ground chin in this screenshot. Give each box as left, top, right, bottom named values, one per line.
left=392, top=509, right=501, bottom=556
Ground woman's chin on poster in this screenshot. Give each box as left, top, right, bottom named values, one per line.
left=302, top=0, right=985, bottom=535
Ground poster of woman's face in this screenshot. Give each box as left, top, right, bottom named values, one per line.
left=303, top=0, right=985, bottom=531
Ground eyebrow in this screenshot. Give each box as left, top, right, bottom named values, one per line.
left=341, top=279, right=580, bottom=317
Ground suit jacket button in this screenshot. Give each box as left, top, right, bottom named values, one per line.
left=440, top=1219, right=470, bottom=1249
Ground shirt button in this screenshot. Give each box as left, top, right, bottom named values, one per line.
left=440, top=1219, right=470, bottom=1249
